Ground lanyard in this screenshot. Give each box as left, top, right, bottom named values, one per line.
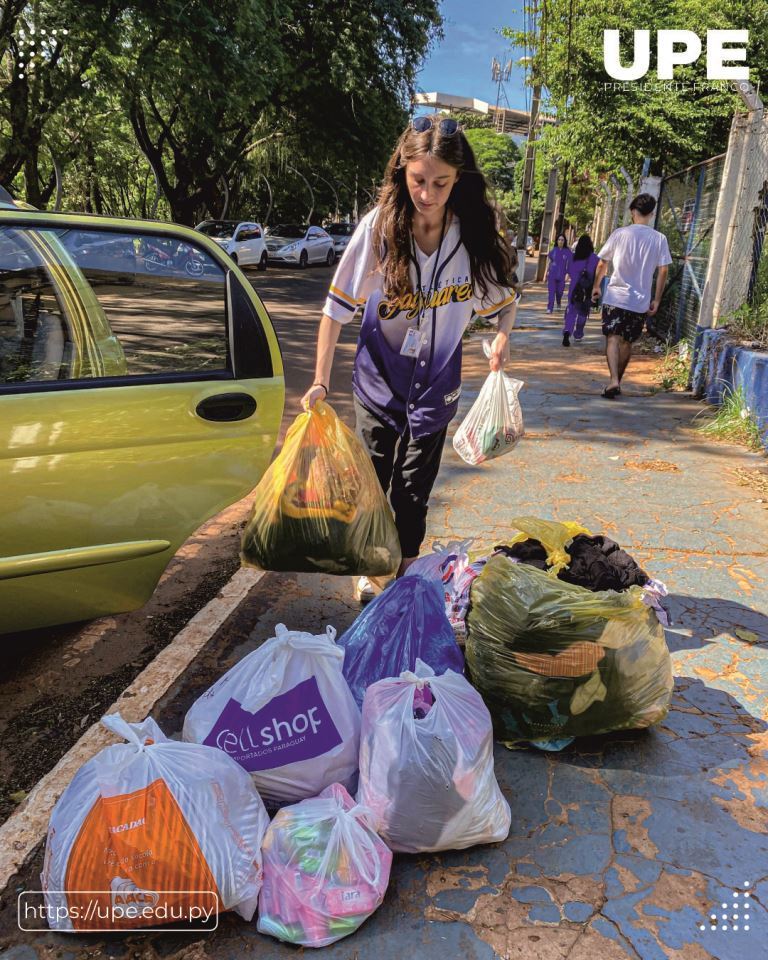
left=410, top=206, right=448, bottom=330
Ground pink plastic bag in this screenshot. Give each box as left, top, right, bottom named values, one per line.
left=257, top=783, right=392, bottom=948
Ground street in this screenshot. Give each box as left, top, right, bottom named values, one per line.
left=1, top=269, right=767, bottom=959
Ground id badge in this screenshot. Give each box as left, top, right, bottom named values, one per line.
left=400, top=326, right=421, bottom=358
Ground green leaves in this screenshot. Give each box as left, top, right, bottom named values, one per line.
left=503, top=0, right=766, bottom=179
left=1, top=0, right=442, bottom=223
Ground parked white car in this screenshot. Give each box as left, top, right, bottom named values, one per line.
left=326, top=222, right=357, bottom=260
left=265, top=223, right=335, bottom=268
left=195, top=220, right=268, bottom=269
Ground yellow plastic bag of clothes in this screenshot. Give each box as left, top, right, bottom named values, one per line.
left=465, top=557, right=673, bottom=741
left=241, top=401, right=401, bottom=575
left=505, top=517, right=592, bottom=574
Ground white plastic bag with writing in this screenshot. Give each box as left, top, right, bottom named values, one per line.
left=453, top=340, right=524, bottom=465
left=183, top=624, right=360, bottom=804
left=357, top=661, right=511, bottom=852
left=41, top=714, right=269, bottom=931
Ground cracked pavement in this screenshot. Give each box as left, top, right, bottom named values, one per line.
left=1, top=281, right=766, bottom=960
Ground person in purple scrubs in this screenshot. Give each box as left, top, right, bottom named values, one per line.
left=546, top=234, right=571, bottom=313
left=562, top=235, right=599, bottom=346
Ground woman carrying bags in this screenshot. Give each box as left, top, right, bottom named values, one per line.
left=545, top=234, right=571, bottom=314
left=561, top=235, right=599, bottom=346
left=301, top=116, right=519, bottom=603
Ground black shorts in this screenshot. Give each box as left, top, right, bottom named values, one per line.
left=601, top=305, right=646, bottom=343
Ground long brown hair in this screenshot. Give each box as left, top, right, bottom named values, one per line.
left=372, top=122, right=518, bottom=301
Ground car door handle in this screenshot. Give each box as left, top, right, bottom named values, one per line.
left=196, top=392, right=257, bottom=422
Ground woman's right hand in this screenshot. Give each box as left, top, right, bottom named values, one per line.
left=301, top=383, right=327, bottom=411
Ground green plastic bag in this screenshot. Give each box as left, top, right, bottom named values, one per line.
left=465, top=556, right=673, bottom=741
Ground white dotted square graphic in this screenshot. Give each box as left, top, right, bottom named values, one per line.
left=700, top=882, right=755, bottom=933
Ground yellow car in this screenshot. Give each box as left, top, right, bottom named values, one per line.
left=0, top=199, right=284, bottom=633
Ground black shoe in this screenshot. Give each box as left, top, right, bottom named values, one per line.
left=562, top=333, right=571, bottom=347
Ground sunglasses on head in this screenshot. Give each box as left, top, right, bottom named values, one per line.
left=411, top=116, right=461, bottom=136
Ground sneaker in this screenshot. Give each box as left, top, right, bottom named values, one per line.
left=546, top=308, right=553, bottom=314
left=354, top=576, right=376, bottom=604
left=353, top=574, right=394, bottom=604
left=562, top=332, right=571, bottom=347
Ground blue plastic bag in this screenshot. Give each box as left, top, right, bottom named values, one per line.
left=337, top=576, right=464, bottom=708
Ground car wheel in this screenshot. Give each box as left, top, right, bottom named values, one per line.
left=259, top=251, right=268, bottom=271
left=326, top=248, right=335, bottom=266
left=299, top=250, right=308, bottom=269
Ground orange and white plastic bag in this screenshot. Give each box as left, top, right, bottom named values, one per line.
left=41, top=714, right=270, bottom=931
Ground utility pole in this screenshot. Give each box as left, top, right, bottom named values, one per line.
left=515, top=80, right=540, bottom=273
left=515, top=0, right=541, bottom=281
left=536, top=164, right=558, bottom=280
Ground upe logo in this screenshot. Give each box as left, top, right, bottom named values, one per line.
left=604, top=30, right=749, bottom=80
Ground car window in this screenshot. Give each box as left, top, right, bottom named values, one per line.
left=269, top=224, right=304, bottom=239
left=237, top=228, right=261, bottom=241
left=0, top=225, right=230, bottom=386
left=197, top=220, right=239, bottom=239
left=327, top=223, right=355, bottom=236
left=0, top=228, right=74, bottom=383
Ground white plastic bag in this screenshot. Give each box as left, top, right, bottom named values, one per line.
left=258, top=783, right=392, bottom=948
left=183, top=624, right=360, bottom=804
left=41, top=714, right=269, bottom=931
left=357, top=661, right=511, bottom=853
left=453, top=340, right=524, bottom=465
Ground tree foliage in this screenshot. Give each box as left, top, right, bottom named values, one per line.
left=0, top=0, right=443, bottom=223
left=504, top=0, right=768, bottom=180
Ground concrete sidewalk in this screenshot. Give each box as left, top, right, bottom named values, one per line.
left=3, top=282, right=767, bottom=960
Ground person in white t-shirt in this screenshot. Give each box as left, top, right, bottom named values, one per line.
left=591, top=193, right=672, bottom=398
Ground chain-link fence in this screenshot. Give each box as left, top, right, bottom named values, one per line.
left=651, top=155, right=726, bottom=343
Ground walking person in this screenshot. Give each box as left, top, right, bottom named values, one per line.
left=545, top=234, right=571, bottom=313
left=301, top=116, right=519, bottom=603
left=592, top=193, right=672, bottom=398
left=561, top=235, right=599, bottom=346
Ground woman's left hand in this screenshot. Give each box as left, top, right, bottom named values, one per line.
left=488, top=332, right=508, bottom=372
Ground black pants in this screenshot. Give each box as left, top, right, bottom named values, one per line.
left=354, top=395, right=447, bottom=558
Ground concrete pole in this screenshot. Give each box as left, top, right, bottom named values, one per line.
left=619, top=166, right=634, bottom=225
left=698, top=111, right=753, bottom=327
left=536, top=164, right=559, bottom=280
left=609, top=175, right=622, bottom=232
left=599, top=181, right=612, bottom=246
left=516, top=82, right=541, bottom=280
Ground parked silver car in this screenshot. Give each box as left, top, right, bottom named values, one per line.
left=265, top=224, right=335, bottom=268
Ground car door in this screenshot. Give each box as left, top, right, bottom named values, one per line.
left=0, top=212, right=284, bottom=633
left=236, top=224, right=260, bottom=265
left=316, top=228, right=332, bottom=261
left=306, top=227, right=321, bottom=262
left=233, top=224, right=249, bottom=264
